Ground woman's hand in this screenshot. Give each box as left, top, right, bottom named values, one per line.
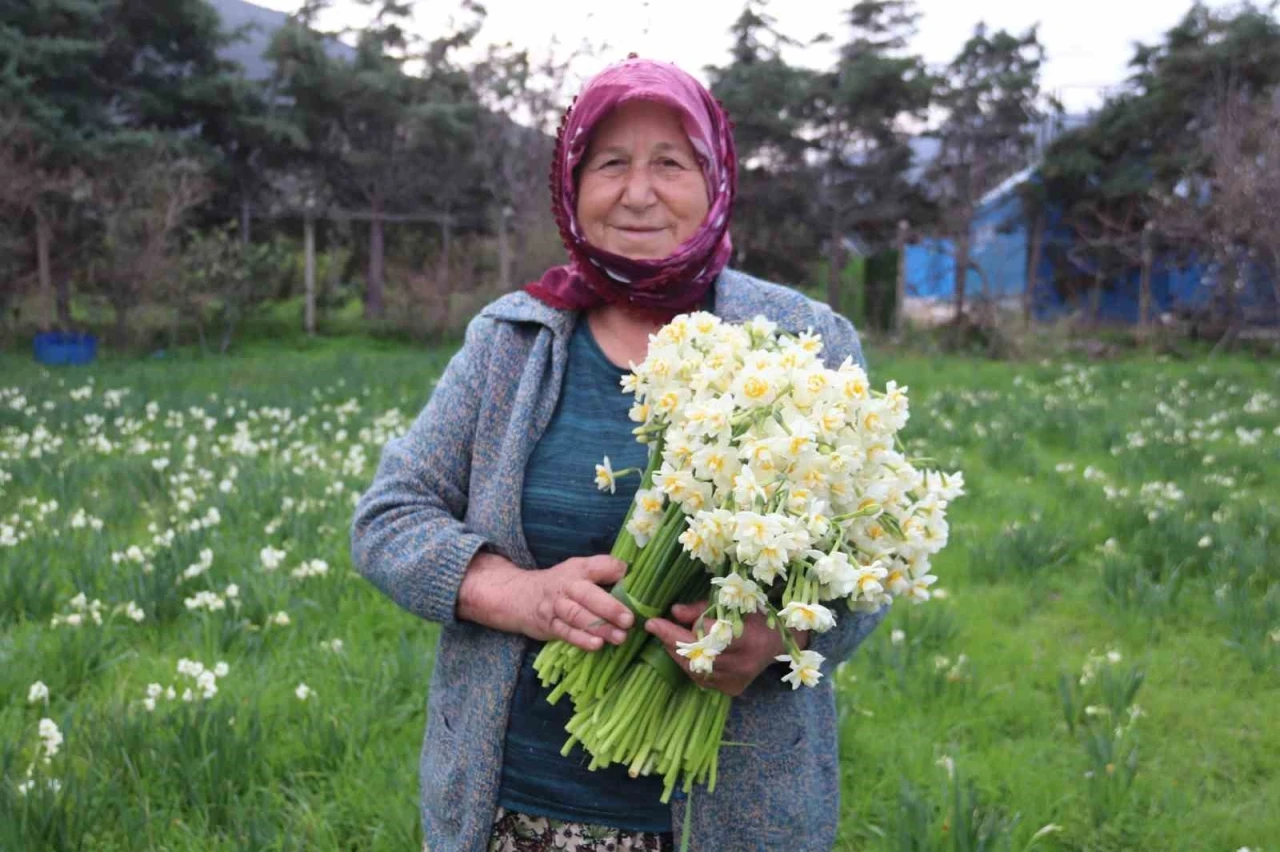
left=644, top=601, right=808, bottom=697
left=457, top=551, right=635, bottom=651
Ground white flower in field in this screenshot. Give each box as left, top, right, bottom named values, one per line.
left=151, top=457, right=170, bottom=472
left=594, top=456, right=617, bottom=493
left=1270, top=627, right=1280, bottom=644
left=28, top=681, right=49, bottom=704
left=291, top=559, right=330, bottom=580
left=181, top=548, right=214, bottom=582
left=37, top=718, right=62, bottom=761
left=146, top=683, right=164, bottom=700
left=182, top=688, right=195, bottom=702
left=675, top=635, right=722, bottom=674
left=890, top=629, right=905, bottom=646
left=295, top=683, right=314, bottom=701
left=775, top=649, right=825, bottom=690
left=224, top=583, right=239, bottom=599
left=118, top=601, right=145, bottom=623
left=183, top=590, right=225, bottom=612
left=260, top=545, right=287, bottom=572
left=16, top=779, right=33, bottom=795
left=321, top=638, right=345, bottom=654
left=1106, top=650, right=1122, bottom=664
left=269, top=611, right=291, bottom=627
left=935, top=755, right=955, bottom=779
left=1198, top=535, right=1213, bottom=549
left=196, top=671, right=218, bottom=699
left=779, top=602, right=836, bottom=633
left=177, top=658, right=205, bottom=678
left=213, top=661, right=229, bottom=678
left=711, top=573, right=767, bottom=614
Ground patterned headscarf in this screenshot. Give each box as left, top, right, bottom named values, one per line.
left=523, top=56, right=737, bottom=316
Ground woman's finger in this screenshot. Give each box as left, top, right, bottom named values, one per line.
left=667, top=601, right=709, bottom=627
left=568, top=580, right=635, bottom=632
left=554, top=595, right=627, bottom=644
left=644, top=616, right=696, bottom=648
left=549, top=616, right=606, bottom=652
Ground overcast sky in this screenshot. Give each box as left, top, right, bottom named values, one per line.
left=251, top=0, right=1240, bottom=114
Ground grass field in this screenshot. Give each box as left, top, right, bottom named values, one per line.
left=1, top=335, right=1277, bottom=851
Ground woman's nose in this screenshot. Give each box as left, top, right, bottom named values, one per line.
left=620, top=164, right=657, bottom=209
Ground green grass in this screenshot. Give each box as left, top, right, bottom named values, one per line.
left=1, top=339, right=1277, bottom=851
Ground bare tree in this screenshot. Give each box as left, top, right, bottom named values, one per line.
left=0, top=115, right=84, bottom=330
left=86, top=149, right=210, bottom=347
left=1151, top=87, right=1280, bottom=332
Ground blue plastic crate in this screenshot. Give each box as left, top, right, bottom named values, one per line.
left=33, top=331, right=98, bottom=366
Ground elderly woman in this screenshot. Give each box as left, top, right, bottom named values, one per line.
left=351, top=57, right=885, bottom=852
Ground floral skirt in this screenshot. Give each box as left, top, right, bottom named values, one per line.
left=486, top=806, right=675, bottom=852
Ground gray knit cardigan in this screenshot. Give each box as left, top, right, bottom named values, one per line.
left=350, top=268, right=887, bottom=852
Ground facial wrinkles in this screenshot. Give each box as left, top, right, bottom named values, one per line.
left=577, top=101, right=710, bottom=260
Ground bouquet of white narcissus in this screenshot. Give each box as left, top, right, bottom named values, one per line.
left=533, top=310, right=963, bottom=802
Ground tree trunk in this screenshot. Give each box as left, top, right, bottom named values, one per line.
left=496, top=206, right=511, bottom=292
left=826, top=216, right=843, bottom=314
left=438, top=217, right=453, bottom=295
left=35, top=207, right=54, bottom=331
left=953, top=231, right=970, bottom=321
left=894, top=220, right=908, bottom=333
left=365, top=198, right=385, bottom=320
left=1091, top=271, right=1104, bottom=328
left=304, top=214, right=316, bottom=336
left=55, top=274, right=71, bottom=329
left=1138, top=223, right=1154, bottom=336
left=240, top=195, right=252, bottom=246
left=1025, top=211, right=1045, bottom=328
left=112, top=299, right=129, bottom=350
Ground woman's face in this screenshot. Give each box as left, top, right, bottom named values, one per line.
left=575, top=100, right=710, bottom=261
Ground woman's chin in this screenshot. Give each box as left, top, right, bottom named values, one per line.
left=606, top=239, right=677, bottom=262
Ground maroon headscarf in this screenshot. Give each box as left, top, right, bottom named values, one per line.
left=523, top=57, right=737, bottom=318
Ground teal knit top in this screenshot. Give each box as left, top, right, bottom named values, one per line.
left=497, top=315, right=671, bottom=832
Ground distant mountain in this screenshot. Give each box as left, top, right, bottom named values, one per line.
left=208, top=0, right=355, bottom=81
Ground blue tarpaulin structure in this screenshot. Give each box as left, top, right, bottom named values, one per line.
left=904, top=168, right=1277, bottom=323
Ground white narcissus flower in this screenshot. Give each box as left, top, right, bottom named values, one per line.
left=704, top=619, right=734, bottom=651
left=625, top=511, right=660, bottom=548
left=675, top=636, right=722, bottom=674
left=905, top=573, right=938, bottom=602
left=38, top=718, right=63, bottom=760
left=710, top=573, right=767, bottom=614
left=260, top=546, right=287, bottom=572
left=775, top=649, right=825, bottom=690
left=778, top=602, right=837, bottom=633
left=594, top=456, right=617, bottom=494
left=810, top=550, right=855, bottom=597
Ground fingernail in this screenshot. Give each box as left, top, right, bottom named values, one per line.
left=619, top=612, right=634, bottom=628
left=612, top=629, right=627, bottom=644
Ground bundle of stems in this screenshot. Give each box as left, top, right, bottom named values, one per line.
left=535, top=435, right=703, bottom=707
left=560, top=576, right=732, bottom=802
